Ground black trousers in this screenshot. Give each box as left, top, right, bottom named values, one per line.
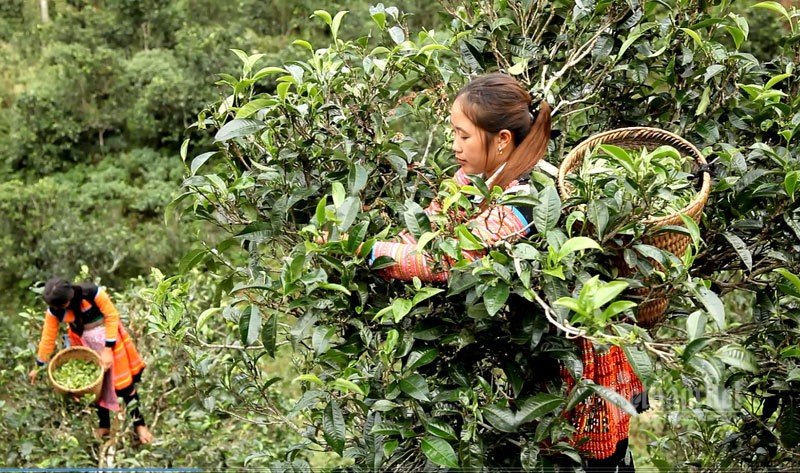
left=96, top=383, right=145, bottom=429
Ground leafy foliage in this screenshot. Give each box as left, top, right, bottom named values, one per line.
left=167, top=0, right=800, bottom=470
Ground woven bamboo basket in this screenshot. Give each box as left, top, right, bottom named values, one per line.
left=557, top=127, right=711, bottom=328
left=47, top=346, right=104, bottom=400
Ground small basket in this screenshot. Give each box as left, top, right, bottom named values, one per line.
left=48, top=346, right=104, bottom=400
left=557, top=127, right=711, bottom=328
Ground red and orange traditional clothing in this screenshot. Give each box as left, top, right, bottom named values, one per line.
left=36, top=283, right=145, bottom=392
left=563, top=339, right=643, bottom=459
left=372, top=169, right=531, bottom=281
left=370, top=168, right=643, bottom=460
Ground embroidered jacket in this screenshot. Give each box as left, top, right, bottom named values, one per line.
left=371, top=169, right=532, bottom=281
left=370, top=167, right=643, bottom=459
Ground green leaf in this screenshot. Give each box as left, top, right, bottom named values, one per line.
left=599, top=145, right=636, bottom=174
left=235, top=99, right=275, bottom=119
left=715, top=345, right=758, bottom=372
left=398, top=374, right=430, bottom=401
left=587, top=383, right=637, bottom=416
left=388, top=26, right=406, bottom=45
left=331, top=378, right=365, bottom=396
left=778, top=399, right=800, bottom=448
left=483, top=395, right=562, bottom=433
left=484, top=281, right=509, bottom=316
left=313, top=9, right=333, bottom=25
left=315, top=196, right=327, bottom=226
left=752, top=2, right=792, bottom=24
left=483, top=405, right=517, bottom=432
left=679, top=27, right=704, bottom=48
left=775, top=268, right=800, bottom=293
left=370, top=7, right=386, bottom=29
left=261, top=312, right=277, bottom=357
left=214, top=119, right=266, bottom=142
left=682, top=337, right=713, bottom=362
left=336, top=196, right=360, bottom=232
left=556, top=237, right=601, bottom=262
left=516, top=394, right=563, bottom=424
left=190, top=152, right=216, bottom=176
left=392, top=298, right=413, bottom=322
left=323, top=400, right=346, bottom=456
left=694, top=284, right=725, bottom=329
left=724, top=25, right=745, bottom=50
left=196, top=307, right=221, bottom=332
left=293, top=374, right=324, bottom=386
left=586, top=201, right=609, bottom=238
left=507, top=58, right=528, bottom=75
left=617, top=27, right=648, bottom=58
left=331, top=10, right=349, bottom=40
left=332, top=182, right=346, bottom=208
left=426, top=419, right=458, bottom=440
left=348, top=163, right=369, bottom=195
left=252, top=66, right=289, bottom=81
left=696, top=86, right=711, bottom=116
left=370, top=255, right=397, bottom=270
left=533, top=186, right=561, bottom=233
left=411, top=287, right=444, bottom=306
left=555, top=297, right=585, bottom=317
left=318, top=283, right=351, bottom=295
left=591, top=281, right=629, bottom=308
left=405, top=348, right=439, bottom=372
left=455, top=224, right=485, bottom=251
left=785, top=170, right=799, bottom=198
left=678, top=213, right=702, bottom=249
left=370, top=422, right=401, bottom=436
left=403, top=201, right=431, bottom=239
left=722, top=231, right=752, bottom=271
left=512, top=243, right=540, bottom=260
left=415, top=231, right=439, bottom=253
left=417, top=44, right=449, bottom=55
left=622, top=344, right=653, bottom=383
left=421, top=436, right=459, bottom=469
left=239, top=305, right=261, bottom=346
left=686, top=310, right=707, bottom=340
left=180, top=138, right=189, bottom=161
left=601, top=300, right=637, bottom=319
left=766, top=72, right=793, bottom=90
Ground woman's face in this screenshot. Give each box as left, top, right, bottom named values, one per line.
left=450, top=99, right=501, bottom=175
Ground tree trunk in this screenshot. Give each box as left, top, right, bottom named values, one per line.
left=39, top=0, right=50, bottom=23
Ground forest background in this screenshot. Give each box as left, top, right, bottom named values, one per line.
left=0, top=0, right=798, bottom=470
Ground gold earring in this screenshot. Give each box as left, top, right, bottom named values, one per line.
left=498, top=147, right=504, bottom=155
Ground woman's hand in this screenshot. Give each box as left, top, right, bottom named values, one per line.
left=29, top=367, right=39, bottom=384
left=101, top=347, right=114, bottom=370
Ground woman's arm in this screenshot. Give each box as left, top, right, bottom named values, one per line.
left=36, top=311, right=60, bottom=364
left=372, top=203, right=530, bottom=282
left=95, top=288, right=120, bottom=347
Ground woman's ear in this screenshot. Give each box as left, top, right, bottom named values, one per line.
left=496, top=129, right=513, bottom=150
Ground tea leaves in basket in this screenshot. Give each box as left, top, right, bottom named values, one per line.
left=567, top=144, right=696, bottom=239
left=52, top=359, right=101, bottom=390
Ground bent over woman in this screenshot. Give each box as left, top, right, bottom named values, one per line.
left=29, top=277, right=153, bottom=444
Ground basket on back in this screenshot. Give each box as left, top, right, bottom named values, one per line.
left=557, top=127, right=711, bottom=328
left=47, top=346, right=104, bottom=400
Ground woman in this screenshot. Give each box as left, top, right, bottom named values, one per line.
left=29, top=277, right=153, bottom=445
left=367, top=73, right=641, bottom=470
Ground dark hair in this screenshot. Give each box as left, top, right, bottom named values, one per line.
left=43, top=277, right=74, bottom=307
left=454, top=73, right=552, bottom=190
